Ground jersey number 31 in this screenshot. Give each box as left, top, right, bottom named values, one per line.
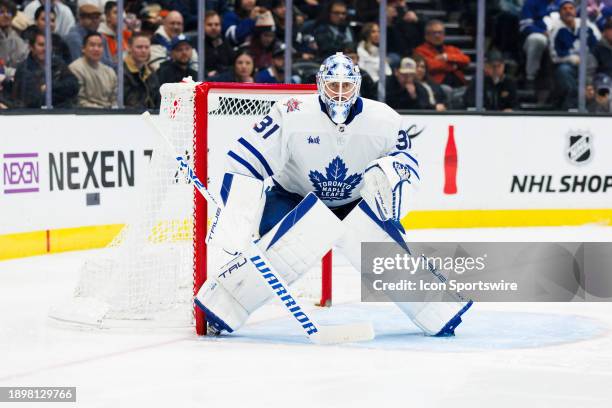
left=254, top=115, right=280, bottom=139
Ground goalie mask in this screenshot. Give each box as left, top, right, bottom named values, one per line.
left=316, top=52, right=362, bottom=124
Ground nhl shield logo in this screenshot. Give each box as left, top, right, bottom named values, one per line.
left=566, top=131, right=593, bottom=165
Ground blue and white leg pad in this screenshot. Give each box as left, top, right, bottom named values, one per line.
left=195, top=193, right=346, bottom=333
left=337, top=200, right=473, bottom=336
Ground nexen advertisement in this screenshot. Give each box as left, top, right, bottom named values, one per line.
left=0, top=115, right=155, bottom=234
left=2, top=113, right=611, bottom=237
left=4, top=150, right=140, bottom=194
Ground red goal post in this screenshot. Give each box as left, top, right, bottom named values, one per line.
left=191, top=82, right=332, bottom=335
left=46, top=82, right=332, bottom=333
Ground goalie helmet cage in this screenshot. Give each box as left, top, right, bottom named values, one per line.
left=47, top=82, right=332, bottom=335
left=192, top=82, right=332, bottom=335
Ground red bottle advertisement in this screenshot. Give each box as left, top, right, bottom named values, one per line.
left=444, top=125, right=458, bottom=194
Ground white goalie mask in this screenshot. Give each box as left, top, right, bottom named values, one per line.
left=316, top=52, right=362, bottom=124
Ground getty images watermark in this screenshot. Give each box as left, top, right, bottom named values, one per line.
left=360, top=243, right=612, bottom=302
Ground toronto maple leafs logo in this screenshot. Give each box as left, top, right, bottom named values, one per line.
left=283, top=98, right=302, bottom=113
left=309, top=156, right=362, bottom=201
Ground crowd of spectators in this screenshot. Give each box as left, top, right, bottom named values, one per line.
left=0, top=0, right=610, bottom=112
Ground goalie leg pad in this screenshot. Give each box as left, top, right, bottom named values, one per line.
left=206, top=172, right=265, bottom=254
left=337, top=200, right=472, bottom=336
left=196, top=193, right=346, bottom=333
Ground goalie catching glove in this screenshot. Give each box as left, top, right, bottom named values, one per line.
left=360, top=153, right=419, bottom=222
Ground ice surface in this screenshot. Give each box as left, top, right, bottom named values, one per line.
left=1, top=226, right=611, bottom=408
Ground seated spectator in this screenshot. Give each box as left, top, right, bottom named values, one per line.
left=21, top=5, right=71, bottom=64
left=585, top=78, right=596, bottom=105
left=385, top=57, right=433, bottom=110
left=355, top=0, right=379, bottom=22
left=0, top=54, right=11, bottom=107
left=159, top=0, right=232, bottom=32
left=158, top=0, right=198, bottom=32
left=206, top=0, right=230, bottom=15
left=295, top=0, right=319, bottom=20
left=139, top=4, right=163, bottom=37
left=485, top=0, right=523, bottom=61
left=593, top=18, right=612, bottom=77
left=270, top=0, right=311, bottom=60
left=313, top=0, right=354, bottom=58
left=150, top=10, right=198, bottom=71
left=464, top=50, right=518, bottom=111
left=209, top=50, right=255, bottom=83
left=0, top=0, right=29, bottom=72
left=0, top=86, right=9, bottom=108
left=294, top=22, right=318, bottom=61
left=157, top=34, right=197, bottom=85
left=222, top=0, right=267, bottom=48
left=255, top=43, right=300, bottom=83
left=10, top=9, right=29, bottom=34
left=587, top=72, right=612, bottom=112
left=385, top=0, right=422, bottom=58
left=69, top=32, right=117, bottom=108
left=414, top=54, right=447, bottom=111
left=12, top=29, right=78, bottom=108
left=344, top=45, right=377, bottom=99
left=489, top=0, right=522, bottom=62
left=356, top=0, right=419, bottom=26
left=99, top=1, right=131, bottom=68
left=357, top=22, right=391, bottom=83
left=549, top=0, right=601, bottom=110
left=124, top=33, right=159, bottom=109
left=23, top=0, right=75, bottom=37
left=589, top=0, right=612, bottom=31
left=270, top=0, right=288, bottom=41
left=247, top=12, right=281, bottom=70
left=64, top=4, right=106, bottom=62
left=204, top=10, right=234, bottom=77
left=519, top=0, right=559, bottom=87
left=414, top=19, right=470, bottom=88
left=384, top=3, right=402, bottom=66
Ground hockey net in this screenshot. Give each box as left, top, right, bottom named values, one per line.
left=49, top=82, right=331, bottom=334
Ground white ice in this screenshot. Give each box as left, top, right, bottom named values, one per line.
left=1, top=226, right=612, bottom=408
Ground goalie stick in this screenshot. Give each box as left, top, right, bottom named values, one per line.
left=142, top=111, right=375, bottom=345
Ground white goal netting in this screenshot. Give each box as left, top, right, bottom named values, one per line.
left=49, top=82, right=324, bottom=330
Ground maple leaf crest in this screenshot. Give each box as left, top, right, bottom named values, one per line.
left=308, top=156, right=362, bottom=201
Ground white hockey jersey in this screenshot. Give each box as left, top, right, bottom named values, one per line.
left=226, top=94, right=416, bottom=208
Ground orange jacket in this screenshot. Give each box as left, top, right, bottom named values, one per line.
left=102, top=30, right=132, bottom=64
left=414, top=42, right=470, bottom=85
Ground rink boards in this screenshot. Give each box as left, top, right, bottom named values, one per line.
left=1, top=113, right=611, bottom=259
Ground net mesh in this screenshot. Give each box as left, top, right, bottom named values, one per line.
left=209, top=96, right=276, bottom=117
left=48, top=82, right=324, bottom=329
